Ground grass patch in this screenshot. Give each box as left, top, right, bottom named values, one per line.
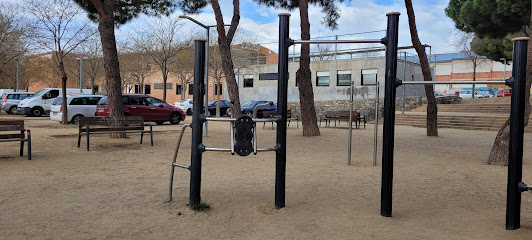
left=191, top=200, right=211, bottom=212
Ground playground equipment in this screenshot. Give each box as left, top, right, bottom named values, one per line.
left=168, top=12, right=401, bottom=210
left=347, top=81, right=379, bottom=166
left=380, top=37, right=529, bottom=230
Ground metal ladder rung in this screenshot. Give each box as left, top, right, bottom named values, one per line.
left=168, top=124, right=191, bottom=202
left=173, top=163, right=190, bottom=169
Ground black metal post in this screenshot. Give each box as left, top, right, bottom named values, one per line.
left=189, top=39, right=206, bottom=209
left=506, top=37, right=528, bottom=230
left=380, top=12, right=400, bottom=217
left=275, top=13, right=290, bottom=209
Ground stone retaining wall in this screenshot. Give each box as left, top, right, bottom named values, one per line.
left=288, top=97, right=425, bottom=120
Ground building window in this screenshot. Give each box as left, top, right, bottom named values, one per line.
left=337, top=70, right=351, bottom=86
left=144, top=84, right=151, bottom=95
left=259, top=73, right=278, bottom=80
left=188, top=83, right=194, bottom=95
left=316, top=71, right=330, bottom=86
left=134, top=85, right=141, bottom=93
left=361, top=69, right=377, bottom=86
left=243, top=74, right=253, bottom=88
left=94, top=85, right=99, bottom=93
left=176, top=84, right=182, bottom=95
left=214, top=83, right=223, bottom=95
left=154, top=83, right=172, bottom=90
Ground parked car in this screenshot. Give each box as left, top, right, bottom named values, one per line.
left=206, top=100, right=230, bottom=116
left=1, top=92, right=34, bottom=114
left=50, top=95, right=104, bottom=124
left=497, top=88, right=511, bottom=97
left=17, top=88, right=92, bottom=117
left=175, top=99, right=193, bottom=115
left=459, top=90, right=492, bottom=99
left=226, top=100, right=277, bottom=118
left=96, top=94, right=186, bottom=125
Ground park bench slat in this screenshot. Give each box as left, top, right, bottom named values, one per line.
left=0, top=125, right=25, bottom=131
left=0, top=133, right=25, bottom=139
left=0, top=120, right=24, bottom=126
left=79, top=117, right=144, bottom=126
left=81, top=126, right=145, bottom=133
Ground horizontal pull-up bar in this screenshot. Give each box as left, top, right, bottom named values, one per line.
left=204, top=147, right=277, bottom=152
left=292, top=39, right=383, bottom=45
left=203, top=117, right=278, bottom=123
left=400, top=80, right=507, bottom=85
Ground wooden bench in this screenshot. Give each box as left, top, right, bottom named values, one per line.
left=261, top=109, right=299, bottom=129
left=78, top=116, right=153, bottom=151
left=320, top=110, right=366, bottom=129
left=0, top=120, right=31, bottom=160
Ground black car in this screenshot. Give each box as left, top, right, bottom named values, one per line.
left=206, top=100, right=229, bottom=116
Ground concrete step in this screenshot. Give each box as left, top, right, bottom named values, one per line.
left=376, top=113, right=532, bottom=132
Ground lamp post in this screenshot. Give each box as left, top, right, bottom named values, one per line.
left=180, top=16, right=229, bottom=136
left=501, top=58, right=507, bottom=98
left=77, top=56, right=88, bottom=94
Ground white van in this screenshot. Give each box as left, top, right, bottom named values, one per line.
left=50, top=95, right=103, bottom=124
left=17, top=88, right=92, bottom=116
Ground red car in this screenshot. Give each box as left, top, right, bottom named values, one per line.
left=497, top=89, right=511, bottom=97
left=95, top=94, right=186, bottom=125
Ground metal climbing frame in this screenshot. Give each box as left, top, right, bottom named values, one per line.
left=181, top=38, right=282, bottom=210
left=380, top=37, right=529, bottom=230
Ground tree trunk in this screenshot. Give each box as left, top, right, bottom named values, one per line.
left=405, top=0, right=438, bottom=136
left=472, top=64, right=476, bottom=98
left=90, top=77, right=96, bottom=94
left=162, top=68, right=167, bottom=102
left=297, top=0, right=320, bottom=137
left=59, top=61, right=69, bottom=125
left=96, top=1, right=124, bottom=138
left=210, top=0, right=242, bottom=116
left=488, top=6, right=532, bottom=165
left=216, top=80, right=221, bottom=117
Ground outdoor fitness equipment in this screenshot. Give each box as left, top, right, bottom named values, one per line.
left=169, top=12, right=402, bottom=210
left=380, top=37, right=530, bottom=230
left=347, top=80, right=380, bottom=166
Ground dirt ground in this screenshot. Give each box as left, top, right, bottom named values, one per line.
left=0, top=112, right=531, bottom=240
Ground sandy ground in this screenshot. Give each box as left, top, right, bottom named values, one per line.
left=0, top=112, right=531, bottom=240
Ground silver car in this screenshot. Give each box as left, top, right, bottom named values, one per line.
left=1, top=92, right=35, bottom=114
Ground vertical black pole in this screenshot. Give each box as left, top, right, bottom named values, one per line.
left=380, top=12, right=400, bottom=217
left=190, top=39, right=206, bottom=209
left=506, top=37, right=528, bottom=230
left=275, top=13, right=290, bottom=209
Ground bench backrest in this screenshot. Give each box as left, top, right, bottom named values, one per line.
left=261, top=109, right=293, bottom=118
left=0, top=120, right=25, bottom=131
left=325, top=111, right=359, bottom=118
left=79, top=116, right=144, bottom=127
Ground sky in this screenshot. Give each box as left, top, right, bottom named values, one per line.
left=122, top=0, right=457, bottom=55
left=7, top=0, right=459, bottom=55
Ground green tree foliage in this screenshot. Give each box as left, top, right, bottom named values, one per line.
left=73, top=0, right=175, bottom=25
left=446, top=0, right=532, bottom=165
left=445, top=0, right=530, bottom=38
left=446, top=0, right=530, bottom=63
left=470, top=35, right=514, bottom=62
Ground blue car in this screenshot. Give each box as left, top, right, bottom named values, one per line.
left=227, top=100, right=277, bottom=118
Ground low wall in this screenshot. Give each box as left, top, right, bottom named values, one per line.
left=287, top=97, right=425, bottom=120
